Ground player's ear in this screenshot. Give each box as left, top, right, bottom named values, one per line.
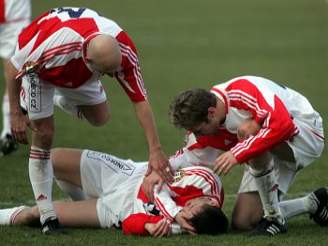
left=207, top=107, right=216, bottom=119
left=208, top=197, right=219, bottom=207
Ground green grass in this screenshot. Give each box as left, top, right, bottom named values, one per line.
left=0, top=0, right=327, bottom=245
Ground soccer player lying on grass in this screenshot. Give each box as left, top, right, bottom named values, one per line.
left=0, top=148, right=228, bottom=236
left=163, top=110, right=328, bottom=234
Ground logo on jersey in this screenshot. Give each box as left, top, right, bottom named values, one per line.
left=86, top=150, right=135, bottom=176
left=26, top=72, right=41, bottom=113
left=173, top=170, right=185, bottom=182
left=143, top=202, right=160, bottom=216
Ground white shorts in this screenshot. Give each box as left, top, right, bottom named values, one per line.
left=20, top=77, right=107, bottom=120
left=238, top=156, right=297, bottom=194
left=80, top=150, right=148, bottom=228
left=0, top=20, right=30, bottom=59
left=239, top=110, right=325, bottom=195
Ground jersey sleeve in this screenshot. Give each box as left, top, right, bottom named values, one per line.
left=153, top=184, right=183, bottom=221
left=114, top=32, right=147, bottom=102
left=212, top=79, right=297, bottom=163
left=122, top=213, right=163, bottom=236
left=176, top=166, right=224, bottom=207
left=169, top=132, right=235, bottom=171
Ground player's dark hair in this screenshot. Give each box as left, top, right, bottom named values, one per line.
left=169, top=89, right=217, bottom=129
left=190, top=205, right=228, bottom=235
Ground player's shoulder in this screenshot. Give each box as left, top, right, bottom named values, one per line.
left=180, top=165, right=215, bottom=176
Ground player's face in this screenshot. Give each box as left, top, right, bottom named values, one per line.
left=189, top=106, right=223, bottom=136
left=183, top=196, right=219, bottom=217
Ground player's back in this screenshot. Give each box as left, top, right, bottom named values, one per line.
left=216, top=75, right=316, bottom=118
left=12, top=7, right=122, bottom=88
left=0, top=0, right=31, bottom=23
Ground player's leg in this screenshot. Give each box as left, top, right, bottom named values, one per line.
left=246, top=152, right=288, bottom=235
left=78, top=102, right=109, bottom=126
left=54, top=80, right=109, bottom=126
left=29, top=116, right=61, bottom=233
left=21, top=76, right=63, bottom=234
left=0, top=59, right=19, bottom=155
left=279, top=110, right=325, bottom=225
left=231, top=192, right=263, bottom=231
left=1, top=199, right=100, bottom=228
left=51, top=148, right=86, bottom=201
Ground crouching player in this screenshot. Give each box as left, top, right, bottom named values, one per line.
left=0, top=148, right=228, bottom=236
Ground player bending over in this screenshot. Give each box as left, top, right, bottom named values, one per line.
left=0, top=148, right=228, bottom=236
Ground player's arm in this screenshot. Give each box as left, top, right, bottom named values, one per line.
left=113, top=49, right=172, bottom=182
left=133, top=100, right=172, bottom=181
left=212, top=80, right=296, bottom=174
left=6, top=61, right=31, bottom=144
left=122, top=213, right=166, bottom=236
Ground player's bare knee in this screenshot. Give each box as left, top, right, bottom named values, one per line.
left=86, top=112, right=110, bottom=126
left=231, top=214, right=254, bottom=231
left=51, top=148, right=64, bottom=169
left=13, top=207, right=39, bottom=225
left=231, top=207, right=261, bottom=231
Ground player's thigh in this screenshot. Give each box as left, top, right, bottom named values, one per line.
left=231, top=192, right=263, bottom=231
left=54, top=199, right=100, bottom=227
left=56, top=80, right=109, bottom=126
left=52, top=148, right=83, bottom=187
left=21, top=77, right=55, bottom=121
left=79, top=101, right=109, bottom=126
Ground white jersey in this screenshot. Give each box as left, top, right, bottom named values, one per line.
left=0, top=0, right=30, bottom=59
left=11, top=7, right=146, bottom=102
left=0, top=0, right=31, bottom=23
left=210, top=75, right=324, bottom=164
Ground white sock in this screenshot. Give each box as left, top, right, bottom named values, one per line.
left=279, top=194, right=318, bottom=219
left=251, top=165, right=283, bottom=221
left=0, top=206, right=26, bottom=225
left=53, top=95, right=84, bottom=120
left=29, top=146, right=57, bottom=224
left=1, top=94, right=11, bottom=138
left=55, top=179, right=86, bottom=201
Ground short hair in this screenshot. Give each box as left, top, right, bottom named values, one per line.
left=190, top=204, right=229, bottom=235
left=169, top=89, right=217, bottom=129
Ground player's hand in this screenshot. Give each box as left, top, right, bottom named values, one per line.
left=145, top=219, right=172, bottom=237
left=10, top=111, right=34, bottom=144
left=237, top=119, right=261, bottom=141
left=147, top=148, right=173, bottom=183
left=142, top=171, right=164, bottom=201
left=175, top=210, right=197, bottom=235
left=213, top=151, right=238, bottom=175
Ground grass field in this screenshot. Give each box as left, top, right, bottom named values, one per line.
left=0, top=0, right=327, bottom=245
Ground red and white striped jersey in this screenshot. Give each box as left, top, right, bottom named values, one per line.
left=210, top=75, right=309, bottom=163
left=0, top=0, right=31, bottom=24
left=169, top=131, right=238, bottom=169
left=123, top=166, right=224, bottom=235
left=11, top=7, right=147, bottom=102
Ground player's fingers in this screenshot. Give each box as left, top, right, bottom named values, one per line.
left=14, top=130, right=28, bottom=144
left=158, top=220, right=170, bottom=237
left=154, top=220, right=166, bottom=237
left=180, top=219, right=196, bottom=232
left=27, top=121, right=38, bottom=132
left=159, top=168, right=173, bottom=183
left=145, top=165, right=152, bottom=177
left=222, top=163, right=232, bottom=175
left=156, top=179, right=164, bottom=192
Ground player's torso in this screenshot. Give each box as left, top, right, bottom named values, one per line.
left=17, top=7, right=122, bottom=88
left=214, top=75, right=311, bottom=132
left=0, top=0, right=31, bottom=24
